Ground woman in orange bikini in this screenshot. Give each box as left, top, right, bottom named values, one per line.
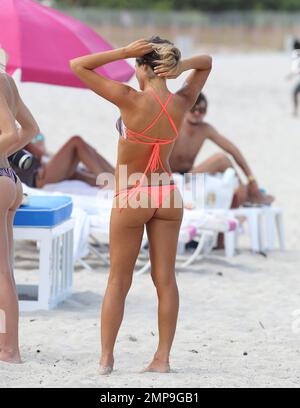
left=70, top=37, right=212, bottom=374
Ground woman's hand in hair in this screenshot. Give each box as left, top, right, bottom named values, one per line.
left=153, top=61, right=183, bottom=79
left=123, top=39, right=153, bottom=58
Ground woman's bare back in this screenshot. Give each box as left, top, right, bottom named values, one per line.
left=116, top=90, right=186, bottom=180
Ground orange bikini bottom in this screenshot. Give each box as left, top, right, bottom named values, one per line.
left=116, top=184, right=176, bottom=208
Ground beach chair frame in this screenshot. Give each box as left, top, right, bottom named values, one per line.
left=14, top=219, right=74, bottom=311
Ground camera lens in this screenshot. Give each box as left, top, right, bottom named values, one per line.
left=8, top=150, right=33, bottom=170
left=19, top=153, right=33, bottom=170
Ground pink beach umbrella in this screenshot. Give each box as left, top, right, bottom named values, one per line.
left=0, top=0, right=134, bottom=87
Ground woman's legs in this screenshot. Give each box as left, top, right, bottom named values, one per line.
left=100, top=189, right=182, bottom=373
left=100, top=204, right=155, bottom=372
left=7, top=180, right=23, bottom=270
left=0, top=177, right=22, bottom=363
left=144, top=197, right=183, bottom=372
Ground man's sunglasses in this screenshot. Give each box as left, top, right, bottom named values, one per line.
left=190, top=105, right=207, bottom=113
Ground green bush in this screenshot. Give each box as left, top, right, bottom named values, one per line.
left=54, top=0, right=300, bottom=11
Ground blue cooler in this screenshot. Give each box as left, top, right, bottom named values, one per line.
left=14, top=196, right=73, bottom=228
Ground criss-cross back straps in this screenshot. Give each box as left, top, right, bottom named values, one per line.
left=125, top=91, right=178, bottom=143
left=149, top=90, right=179, bottom=138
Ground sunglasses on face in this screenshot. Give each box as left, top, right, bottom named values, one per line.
left=190, top=105, right=207, bottom=114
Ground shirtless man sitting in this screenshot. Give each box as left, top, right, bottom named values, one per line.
left=170, top=93, right=274, bottom=206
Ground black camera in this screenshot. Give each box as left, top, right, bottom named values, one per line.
left=8, top=150, right=33, bottom=170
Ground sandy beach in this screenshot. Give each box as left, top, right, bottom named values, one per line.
left=1, top=51, right=300, bottom=388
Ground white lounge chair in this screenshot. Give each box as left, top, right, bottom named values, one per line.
left=22, top=181, right=239, bottom=272
left=88, top=208, right=238, bottom=274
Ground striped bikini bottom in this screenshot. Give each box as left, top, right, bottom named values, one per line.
left=0, top=167, right=18, bottom=184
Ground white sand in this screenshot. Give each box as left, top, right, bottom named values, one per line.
left=1, top=52, right=300, bottom=388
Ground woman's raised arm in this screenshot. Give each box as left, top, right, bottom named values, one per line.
left=70, top=40, right=153, bottom=108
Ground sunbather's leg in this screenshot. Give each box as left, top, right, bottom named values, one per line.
left=0, top=177, right=21, bottom=364
left=191, top=152, right=234, bottom=174
left=36, top=136, right=114, bottom=187
left=100, top=204, right=155, bottom=373
left=35, top=140, right=81, bottom=187
left=71, top=169, right=97, bottom=186
left=68, top=136, right=115, bottom=175
left=142, top=195, right=183, bottom=373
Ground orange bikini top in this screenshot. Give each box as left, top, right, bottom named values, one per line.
left=116, top=89, right=179, bottom=205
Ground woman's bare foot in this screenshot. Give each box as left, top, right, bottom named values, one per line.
left=0, top=349, right=22, bottom=364
left=99, top=356, right=114, bottom=375
left=99, top=365, right=113, bottom=375
left=141, top=356, right=170, bottom=373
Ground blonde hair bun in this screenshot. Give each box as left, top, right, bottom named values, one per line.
left=136, top=36, right=181, bottom=72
